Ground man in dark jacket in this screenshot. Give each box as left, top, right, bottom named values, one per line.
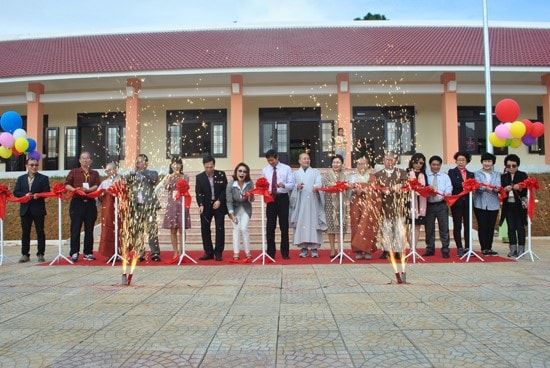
left=13, top=158, right=50, bottom=263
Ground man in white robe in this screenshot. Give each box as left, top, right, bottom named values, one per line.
left=289, top=153, right=327, bottom=258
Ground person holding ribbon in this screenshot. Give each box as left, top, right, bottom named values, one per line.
left=290, top=152, right=326, bottom=258
left=226, top=162, right=254, bottom=261
left=473, top=152, right=501, bottom=256
left=407, top=153, right=427, bottom=251
left=97, top=162, right=121, bottom=260
left=162, top=157, right=191, bottom=263
left=500, top=154, right=528, bottom=257
left=65, top=151, right=101, bottom=262
left=322, top=154, right=349, bottom=258
left=13, top=157, right=50, bottom=263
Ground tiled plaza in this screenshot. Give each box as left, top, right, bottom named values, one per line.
left=0, top=239, right=548, bottom=368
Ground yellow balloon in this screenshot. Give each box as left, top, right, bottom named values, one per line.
left=510, top=120, right=526, bottom=138
left=489, top=132, right=506, bottom=147
left=0, top=145, right=12, bottom=159
left=510, top=138, right=522, bottom=148
left=14, top=137, right=29, bottom=153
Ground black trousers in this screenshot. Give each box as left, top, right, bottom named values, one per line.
left=69, top=198, right=97, bottom=256
left=21, top=212, right=46, bottom=256
left=200, top=204, right=225, bottom=257
left=503, top=203, right=526, bottom=246
left=450, top=202, right=471, bottom=250
left=474, top=208, right=499, bottom=251
left=425, top=201, right=450, bottom=254
left=266, top=193, right=289, bottom=258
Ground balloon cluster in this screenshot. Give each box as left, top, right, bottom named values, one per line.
left=0, top=111, right=41, bottom=160
left=489, top=98, right=544, bottom=148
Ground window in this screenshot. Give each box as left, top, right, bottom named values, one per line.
left=458, top=107, right=507, bottom=155
left=166, top=109, right=227, bottom=158
left=352, top=106, right=415, bottom=164
left=528, top=106, right=544, bottom=155
left=65, top=126, right=78, bottom=169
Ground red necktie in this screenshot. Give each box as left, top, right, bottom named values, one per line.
left=271, top=167, right=277, bottom=196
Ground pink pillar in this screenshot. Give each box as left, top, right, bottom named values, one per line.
left=440, top=73, right=459, bottom=163
left=336, top=73, right=351, bottom=165
left=230, top=75, right=244, bottom=168
left=125, top=78, right=141, bottom=167
left=26, top=83, right=45, bottom=169
left=541, top=74, right=550, bottom=164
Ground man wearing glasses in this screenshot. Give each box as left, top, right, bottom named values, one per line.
left=13, top=158, right=50, bottom=263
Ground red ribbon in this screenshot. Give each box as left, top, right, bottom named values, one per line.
left=443, top=178, right=480, bottom=207
left=0, top=184, right=30, bottom=219
left=175, top=179, right=192, bottom=209
left=317, top=181, right=350, bottom=193
left=245, top=177, right=273, bottom=204
left=518, top=177, right=540, bottom=220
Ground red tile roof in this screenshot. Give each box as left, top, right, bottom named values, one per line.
left=0, top=25, right=549, bottom=79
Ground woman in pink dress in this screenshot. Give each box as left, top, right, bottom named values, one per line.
left=162, top=157, right=191, bottom=262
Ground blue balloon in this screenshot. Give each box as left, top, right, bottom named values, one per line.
left=0, top=111, right=23, bottom=133
left=522, top=134, right=537, bottom=146
left=28, top=151, right=41, bottom=160
left=27, top=138, right=37, bottom=152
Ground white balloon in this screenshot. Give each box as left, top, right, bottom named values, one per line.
left=12, top=128, right=27, bottom=139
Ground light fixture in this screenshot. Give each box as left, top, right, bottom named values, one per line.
left=339, top=81, right=349, bottom=93
left=231, top=82, right=240, bottom=94
left=447, top=80, right=457, bottom=92
left=126, top=86, right=135, bottom=97
left=26, top=91, right=36, bottom=102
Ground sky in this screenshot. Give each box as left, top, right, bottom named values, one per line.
left=1, top=0, right=549, bottom=39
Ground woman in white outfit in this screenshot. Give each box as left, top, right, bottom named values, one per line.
left=226, top=162, right=254, bottom=260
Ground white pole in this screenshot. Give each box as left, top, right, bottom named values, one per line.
left=482, top=0, right=494, bottom=154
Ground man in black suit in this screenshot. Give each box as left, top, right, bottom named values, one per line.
left=195, top=155, right=227, bottom=261
left=448, top=151, right=475, bottom=257
left=13, top=158, right=50, bottom=263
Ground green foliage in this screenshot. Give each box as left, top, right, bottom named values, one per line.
left=354, top=12, right=388, bottom=21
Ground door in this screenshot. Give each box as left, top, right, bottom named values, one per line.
left=289, top=121, right=320, bottom=167
left=352, top=119, right=385, bottom=166
left=261, top=121, right=289, bottom=164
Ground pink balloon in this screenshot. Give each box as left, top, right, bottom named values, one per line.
left=495, top=123, right=511, bottom=140
left=0, top=132, right=15, bottom=148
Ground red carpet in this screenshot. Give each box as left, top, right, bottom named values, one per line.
left=39, top=248, right=514, bottom=266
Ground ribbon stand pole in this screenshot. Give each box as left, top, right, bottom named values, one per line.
left=49, top=197, right=73, bottom=265
left=178, top=195, right=197, bottom=265
left=405, top=189, right=424, bottom=263
left=461, top=192, right=484, bottom=262
left=516, top=190, right=540, bottom=262
left=107, top=197, right=124, bottom=266
left=331, top=191, right=354, bottom=264
left=0, top=219, right=16, bottom=266
left=253, top=196, right=275, bottom=265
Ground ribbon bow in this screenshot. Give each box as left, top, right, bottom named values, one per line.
left=317, top=181, right=350, bottom=193
left=0, top=184, right=31, bottom=219
left=175, top=179, right=192, bottom=208
left=245, top=177, right=273, bottom=203
left=518, top=177, right=540, bottom=220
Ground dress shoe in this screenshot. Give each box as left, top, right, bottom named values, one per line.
left=423, top=250, right=435, bottom=257
left=199, top=254, right=214, bottom=261
left=282, top=255, right=290, bottom=260
left=379, top=251, right=389, bottom=259
left=457, top=248, right=465, bottom=257
left=442, top=253, right=450, bottom=259
left=37, top=255, right=45, bottom=263
left=215, top=254, right=222, bottom=261
left=19, top=255, right=30, bottom=263
left=151, top=253, right=161, bottom=262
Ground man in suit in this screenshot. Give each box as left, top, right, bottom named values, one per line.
left=13, top=158, right=51, bottom=263
left=196, top=155, right=228, bottom=261
left=448, top=151, right=475, bottom=257
left=126, top=153, right=161, bottom=262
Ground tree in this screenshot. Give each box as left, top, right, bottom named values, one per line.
left=354, top=12, right=388, bottom=21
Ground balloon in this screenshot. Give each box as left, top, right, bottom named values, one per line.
left=495, top=98, right=520, bottom=122
left=11, top=146, right=23, bottom=156
left=521, top=119, right=533, bottom=136
left=14, top=137, right=29, bottom=153
left=0, top=146, right=12, bottom=159
left=504, top=138, right=512, bottom=147
left=0, top=132, right=15, bottom=148
left=27, top=138, right=37, bottom=153
left=522, top=134, right=537, bottom=146
left=28, top=151, right=41, bottom=160
left=531, top=122, right=544, bottom=138
left=489, top=132, right=506, bottom=147
left=495, top=123, right=511, bottom=140
left=510, top=138, right=522, bottom=148
left=12, top=128, right=27, bottom=139
left=0, top=111, right=23, bottom=133
left=510, top=121, right=526, bottom=138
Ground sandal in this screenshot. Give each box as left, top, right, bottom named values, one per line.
left=246, top=254, right=252, bottom=259
left=233, top=255, right=240, bottom=261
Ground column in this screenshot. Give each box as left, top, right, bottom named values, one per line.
left=440, top=73, right=459, bottom=163
left=26, top=83, right=45, bottom=168
left=541, top=74, right=550, bottom=165
left=336, top=73, right=351, bottom=166
left=125, top=78, right=141, bottom=168
left=230, top=75, right=244, bottom=168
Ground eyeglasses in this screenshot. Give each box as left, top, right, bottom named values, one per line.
left=506, top=164, right=518, bottom=168
left=237, top=169, right=248, bottom=173
left=28, top=164, right=39, bottom=167
left=413, top=161, right=424, bottom=165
